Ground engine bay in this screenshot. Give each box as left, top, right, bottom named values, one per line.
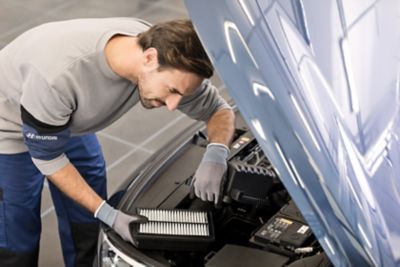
left=127, top=127, right=332, bottom=267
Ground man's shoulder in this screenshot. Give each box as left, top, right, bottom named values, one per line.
left=10, top=18, right=149, bottom=83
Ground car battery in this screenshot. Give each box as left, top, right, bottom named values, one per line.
left=251, top=201, right=312, bottom=251
left=279, top=200, right=307, bottom=224
left=130, top=208, right=214, bottom=251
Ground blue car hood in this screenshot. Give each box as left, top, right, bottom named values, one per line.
left=185, top=1, right=400, bottom=266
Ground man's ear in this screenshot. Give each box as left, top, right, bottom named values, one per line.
left=142, top=47, right=159, bottom=69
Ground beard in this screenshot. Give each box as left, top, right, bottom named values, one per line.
left=138, top=92, right=155, bottom=109
left=136, top=81, right=165, bottom=109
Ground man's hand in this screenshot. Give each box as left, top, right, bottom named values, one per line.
left=191, top=143, right=229, bottom=204
left=95, top=201, right=148, bottom=245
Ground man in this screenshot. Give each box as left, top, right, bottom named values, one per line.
left=0, top=18, right=234, bottom=267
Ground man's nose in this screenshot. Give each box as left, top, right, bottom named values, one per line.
left=165, top=94, right=182, bottom=111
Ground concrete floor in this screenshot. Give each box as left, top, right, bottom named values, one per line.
left=0, top=0, right=228, bottom=266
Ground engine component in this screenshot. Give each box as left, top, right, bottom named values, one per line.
left=224, top=160, right=276, bottom=205
left=279, top=200, right=307, bottom=224
left=205, top=244, right=289, bottom=267
left=223, top=130, right=277, bottom=205
left=254, top=216, right=311, bottom=248
left=251, top=201, right=312, bottom=252
left=130, top=208, right=214, bottom=251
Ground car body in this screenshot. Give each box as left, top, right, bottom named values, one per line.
left=96, top=1, right=400, bottom=266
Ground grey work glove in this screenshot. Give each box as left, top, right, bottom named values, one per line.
left=95, top=201, right=148, bottom=245
left=190, top=143, right=229, bottom=204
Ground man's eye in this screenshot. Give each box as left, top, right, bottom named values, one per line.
left=168, top=88, right=183, bottom=96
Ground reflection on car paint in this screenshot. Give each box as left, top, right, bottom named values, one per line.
left=186, top=0, right=400, bottom=266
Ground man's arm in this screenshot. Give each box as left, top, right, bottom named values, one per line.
left=47, top=162, right=147, bottom=244
left=207, top=108, right=235, bottom=146
left=19, top=71, right=147, bottom=245
left=177, top=80, right=235, bottom=203
left=47, top=163, right=103, bottom=213
left=191, top=108, right=235, bottom=204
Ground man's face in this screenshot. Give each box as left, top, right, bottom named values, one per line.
left=136, top=67, right=203, bottom=110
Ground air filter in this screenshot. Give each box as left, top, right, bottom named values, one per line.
left=130, top=208, right=214, bottom=251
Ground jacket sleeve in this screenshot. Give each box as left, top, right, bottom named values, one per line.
left=20, top=66, right=74, bottom=175
left=177, top=79, right=232, bottom=122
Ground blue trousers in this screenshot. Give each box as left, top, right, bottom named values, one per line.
left=0, top=134, right=107, bottom=267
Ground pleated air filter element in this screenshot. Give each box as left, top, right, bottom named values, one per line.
left=131, top=208, right=214, bottom=251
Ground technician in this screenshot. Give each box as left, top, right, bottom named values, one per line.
left=0, top=18, right=234, bottom=267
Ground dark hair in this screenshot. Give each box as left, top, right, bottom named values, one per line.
left=138, top=19, right=213, bottom=78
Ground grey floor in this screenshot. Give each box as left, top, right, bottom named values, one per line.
left=0, top=1, right=228, bottom=266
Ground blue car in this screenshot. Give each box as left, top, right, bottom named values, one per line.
left=96, top=1, right=400, bottom=266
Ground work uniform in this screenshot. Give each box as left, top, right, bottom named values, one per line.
left=0, top=18, right=230, bottom=267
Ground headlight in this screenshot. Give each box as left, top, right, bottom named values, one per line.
left=99, top=230, right=147, bottom=267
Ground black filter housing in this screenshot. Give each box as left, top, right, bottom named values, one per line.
left=224, top=160, right=276, bottom=205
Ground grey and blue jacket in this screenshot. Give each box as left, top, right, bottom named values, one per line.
left=0, top=18, right=230, bottom=175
